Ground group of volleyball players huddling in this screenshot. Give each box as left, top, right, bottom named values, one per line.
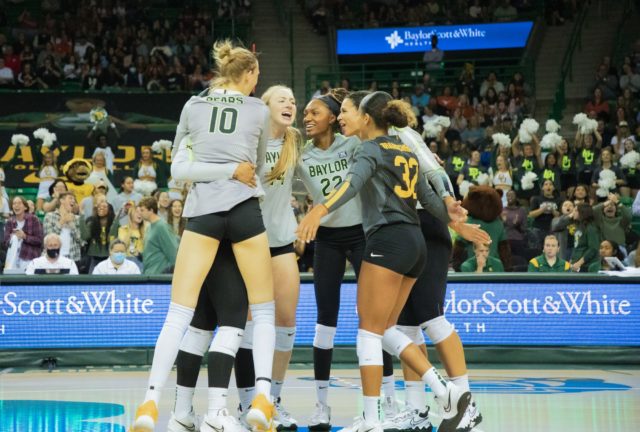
left=130, top=40, right=490, bottom=432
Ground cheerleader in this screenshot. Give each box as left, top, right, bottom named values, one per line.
left=36, top=150, right=59, bottom=212
left=131, top=40, right=276, bottom=432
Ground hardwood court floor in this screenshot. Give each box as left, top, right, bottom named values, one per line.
left=0, top=365, right=638, bottom=432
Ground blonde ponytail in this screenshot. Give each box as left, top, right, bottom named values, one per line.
left=266, top=127, right=302, bottom=183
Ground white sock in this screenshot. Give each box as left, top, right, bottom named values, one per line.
left=382, top=375, right=395, bottom=399
left=145, top=302, right=195, bottom=404
left=250, top=301, right=276, bottom=397
left=271, top=380, right=284, bottom=400
left=238, top=386, right=255, bottom=411
left=208, top=387, right=228, bottom=417
left=422, top=367, right=448, bottom=399
left=174, top=385, right=195, bottom=419
left=405, top=381, right=425, bottom=411
left=316, top=380, right=329, bottom=406
left=363, top=396, right=380, bottom=422
left=451, top=374, right=470, bottom=392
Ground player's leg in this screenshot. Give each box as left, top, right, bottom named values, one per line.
left=228, top=199, right=276, bottom=431
left=309, top=229, right=347, bottom=430
left=132, top=215, right=222, bottom=431
left=271, top=246, right=300, bottom=430
left=201, top=244, right=249, bottom=432
left=169, top=281, right=216, bottom=432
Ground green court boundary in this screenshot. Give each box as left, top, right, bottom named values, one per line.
left=0, top=346, right=637, bottom=368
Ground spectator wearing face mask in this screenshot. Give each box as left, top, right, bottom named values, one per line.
left=25, top=233, right=78, bottom=274
left=92, top=239, right=141, bottom=275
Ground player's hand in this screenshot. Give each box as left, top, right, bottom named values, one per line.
left=444, top=196, right=467, bottom=223
left=232, top=162, right=257, bottom=187
left=434, top=153, right=445, bottom=167
left=296, top=204, right=328, bottom=243
left=449, top=222, right=491, bottom=245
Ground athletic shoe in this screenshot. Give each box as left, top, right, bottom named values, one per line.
left=308, top=402, right=331, bottom=431
left=338, top=416, right=382, bottom=432
left=168, top=410, right=201, bottom=432
left=247, top=393, right=276, bottom=431
left=274, top=397, right=298, bottom=430
left=237, top=404, right=251, bottom=430
left=381, top=396, right=399, bottom=420
left=433, top=384, right=471, bottom=432
left=131, top=400, right=158, bottom=432
left=201, top=410, right=247, bottom=432
left=381, top=407, right=432, bottom=432
left=454, top=397, right=482, bottom=432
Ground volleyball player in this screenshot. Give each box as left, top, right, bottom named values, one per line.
left=166, top=85, right=303, bottom=431
left=131, top=40, right=276, bottom=432
left=297, top=92, right=482, bottom=432
left=297, top=89, right=399, bottom=430
left=337, top=92, right=487, bottom=432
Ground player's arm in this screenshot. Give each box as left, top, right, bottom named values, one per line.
left=296, top=143, right=377, bottom=242
left=170, top=135, right=240, bottom=182
left=171, top=101, right=190, bottom=160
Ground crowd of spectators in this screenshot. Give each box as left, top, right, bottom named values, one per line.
left=0, top=0, right=251, bottom=92
left=304, top=0, right=540, bottom=33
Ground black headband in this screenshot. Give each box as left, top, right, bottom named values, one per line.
left=316, top=94, right=341, bottom=117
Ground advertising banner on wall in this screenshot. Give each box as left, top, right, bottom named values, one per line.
left=337, top=22, right=534, bottom=55
left=0, top=92, right=189, bottom=188
left=0, top=280, right=637, bottom=349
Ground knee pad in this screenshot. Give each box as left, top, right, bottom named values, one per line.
left=382, top=326, right=413, bottom=357
left=240, top=320, right=254, bottom=350
left=164, top=302, right=195, bottom=332
left=250, top=301, right=275, bottom=325
left=209, top=326, right=244, bottom=357
left=421, top=316, right=454, bottom=345
left=275, top=326, right=296, bottom=352
left=313, top=324, right=336, bottom=350
left=356, top=329, right=383, bottom=367
left=396, top=325, right=425, bottom=346
left=180, top=326, right=214, bottom=356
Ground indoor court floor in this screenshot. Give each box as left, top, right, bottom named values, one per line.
left=0, top=364, right=638, bottom=432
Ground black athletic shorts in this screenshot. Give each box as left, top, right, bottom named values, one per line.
left=185, top=198, right=265, bottom=242
left=398, top=210, right=452, bottom=326
left=363, top=223, right=426, bottom=278
left=270, top=243, right=295, bottom=257
left=190, top=240, right=248, bottom=331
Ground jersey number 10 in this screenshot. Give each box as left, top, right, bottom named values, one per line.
left=394, top=155, right=418, bottom=199
left=209, top=107, right=238, bottom=134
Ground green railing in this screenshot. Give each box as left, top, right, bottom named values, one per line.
left=612, top=0, right=635, bottom=68
left=305, top=56, right=535, bottom=103
left=549, top=6, right=589, bottom=120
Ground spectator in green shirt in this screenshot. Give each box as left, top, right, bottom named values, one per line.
left=528, top=234, right=571, bottom=272
left=461, top=243, right=504, bottom=273
left=138, top=196, right=178, bottom=275
left=570, top=203, right=601, bottom=272
left=592, top=193, right=632, bottom=248
left=589, top=240, right=624, bottom=272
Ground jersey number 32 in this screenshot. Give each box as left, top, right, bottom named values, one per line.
left=394, top=155, right=418, bottom=199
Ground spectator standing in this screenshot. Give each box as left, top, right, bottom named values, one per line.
left=502, top=190, right=527, bottom=254
left=528, top=235, right=571, bottom=272
left=113, top=176, right=143, bottom=225
left=528, top=179, right=561, bottom=241
left=423, top=34, right=443, bottom=71
left=111, top=204, right=146, bottom=270
left=167, top=199, right=186, bottom=238
left=25, top=233, right=78, bottom=275
left=92, top=239, right=141, bottom=275
left=551, top=200, right=578, bottom=261
left=3, top=196, right=43, bottom=272
left=570, top=204, right=601, bottom=272
left=138, top=197, right=177, bottom=275
left=592, top=193, right=632, bottom=249
left=82, top=200, right=115, bottom=272
left=43, top=191, right=83, bottom=263
left=0, top=57, right=14, bottom=88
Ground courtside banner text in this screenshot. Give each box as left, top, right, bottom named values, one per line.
left=0, top=281, right=638, bottom=349
left=337, top=22, right=533, bottom=55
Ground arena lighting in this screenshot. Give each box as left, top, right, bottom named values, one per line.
left=337, top=22, right=534, bottom=55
